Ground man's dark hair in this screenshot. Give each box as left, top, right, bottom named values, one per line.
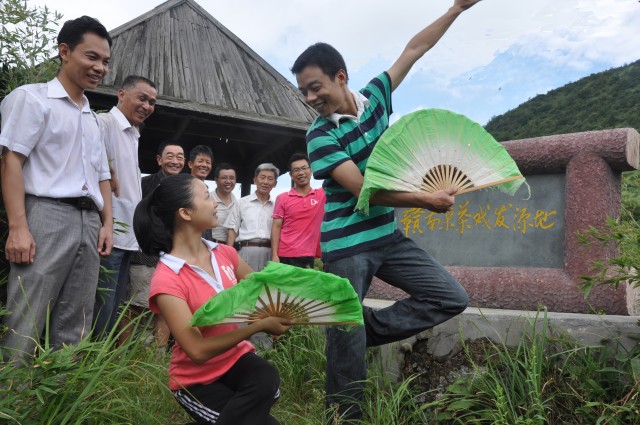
left=291, top=42, right=348, bottom=82
left=121, top=75, right=156, bottom=90
left=156, top=139, right=183, bottom=157
left=58, top=16, right=112, bottom=50
left=189, top=145, right=213, bottom=162
left=213, top=163, right=236, bottom=179
left=288, top=153, right=310, bottom=171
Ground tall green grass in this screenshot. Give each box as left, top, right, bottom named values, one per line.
left=424, top=310, right=640, bottom=425
left=1, top=310, right=637, bottom=424
left=262, top=326, right=327, bottom=424
left=263, top=326, right=433, bottom=425
left=0, top=313, right=190, bottom=424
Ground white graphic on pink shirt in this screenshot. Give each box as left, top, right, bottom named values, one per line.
left=220, top=265, right=237, bottom=284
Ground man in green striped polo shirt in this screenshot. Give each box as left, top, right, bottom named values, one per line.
left=292, top=0, right=481, bottom=421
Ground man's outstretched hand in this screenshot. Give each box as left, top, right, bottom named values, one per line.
left=454, top=0, right=482, bottom=12
left=416, top=188, right=457, bottom=213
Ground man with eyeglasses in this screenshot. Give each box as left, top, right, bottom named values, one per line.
left=225, top=163, right=279, bottom=271
left=271, top=154, right=325, bottom=269
left=209, top=163, right=239, bottom=245
left=291, top=1, right=479, bottom=419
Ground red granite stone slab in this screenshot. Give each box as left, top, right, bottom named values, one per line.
left=368, top=128, right=640, bottom=315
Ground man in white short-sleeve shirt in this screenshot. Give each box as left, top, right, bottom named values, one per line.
left=210, top=163, right=240, bottom=244
left=92, top=75, right=157, bottom=338
left=0, top=16, right=113, bottom=361
left=225, top=163, right=278, bottom=271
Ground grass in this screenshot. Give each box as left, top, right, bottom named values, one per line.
left=0, top=320, right=438, bottom=424
left=0, top=313, right=190, bottom=424
left=424, top=310, right=640, bottom=425
left=263, top=326, right=434, bottom=425
left=263, top=326, right=327, bottom=424
left=0, top=307, right=638, bottom=424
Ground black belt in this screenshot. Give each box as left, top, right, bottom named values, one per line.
left=237, top=239, right=271, bottom=248
left=36, top=196, right=99, bottom=211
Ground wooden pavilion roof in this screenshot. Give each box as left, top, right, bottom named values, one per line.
left=86, top=0, right=316, bottom=191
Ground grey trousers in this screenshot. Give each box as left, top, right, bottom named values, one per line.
left=238, top=246, right=271, bottom=272
left=1, top=196, right=101, bottom=360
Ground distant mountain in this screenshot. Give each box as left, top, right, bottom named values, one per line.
left=484, top=59, right=640, bottom=142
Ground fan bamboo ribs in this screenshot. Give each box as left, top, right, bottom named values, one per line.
left=226, top=284, right=360, bottom=324
left=356, top=109, right=528, bottom=213
left=190, top=262, right=364, bottom=327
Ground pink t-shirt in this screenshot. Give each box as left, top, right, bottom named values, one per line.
left=149, top=242, right=254, bottom=390
left=272, top=187, right=325, bottom=258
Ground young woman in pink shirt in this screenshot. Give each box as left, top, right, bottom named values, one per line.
left=134, top=173, right=292, bottom=424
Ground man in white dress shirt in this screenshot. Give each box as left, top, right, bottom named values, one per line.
left=225, top=163, right=278, bottom=271
left=210, top=163, right=240, bottom=245
left=92, top=75, right=157, bottom=337
left=0, top=16, right=113, bottom=360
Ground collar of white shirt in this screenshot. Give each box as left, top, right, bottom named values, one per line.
left=160, top=239, right=219, bottom=274
left=248, top=191, right=272, bottom=204
left=48, top=77, right=91, bottom=113
left=160, top=239, right=225, bottom=293
left=109, top=106, right=140, bottom=137
left=327, top=90, right=370, bottom=127
left=212, top=189, right=237, bottom=206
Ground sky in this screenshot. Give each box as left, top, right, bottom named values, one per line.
left=30, top=0, right=640, bottom=193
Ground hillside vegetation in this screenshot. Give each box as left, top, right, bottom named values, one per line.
left=485, top=59, right=640, bottom=142
left=485, top=58, right=640, bottom=219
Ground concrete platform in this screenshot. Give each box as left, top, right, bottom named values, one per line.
left=363, top=299, right=640, bottom=381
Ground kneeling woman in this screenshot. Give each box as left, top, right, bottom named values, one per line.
left=134, top=173, right=292, bottom=424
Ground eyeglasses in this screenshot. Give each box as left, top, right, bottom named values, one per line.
left=291, top=166, right=310, bottom=174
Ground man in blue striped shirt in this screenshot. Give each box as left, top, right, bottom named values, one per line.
left=292, top=0, right=481, bottom=421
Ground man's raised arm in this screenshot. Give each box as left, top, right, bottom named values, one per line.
left=387, top=0, right=481, bottom=91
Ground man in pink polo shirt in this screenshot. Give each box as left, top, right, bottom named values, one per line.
left=271, top=153, right=326, bottom=269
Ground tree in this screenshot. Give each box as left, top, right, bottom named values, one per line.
left=0, top=0, right=61, bottom=307
left=0, top=0, right=61, bottom=97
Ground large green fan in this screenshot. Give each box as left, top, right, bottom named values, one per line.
left=356, top=109, right=526, bottom=214
left=190, top=262, right=363, bottom=327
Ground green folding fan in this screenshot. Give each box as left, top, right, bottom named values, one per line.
left=356, top=109, right=527, bottom=214
left=190, top=262, right=363, bottom=327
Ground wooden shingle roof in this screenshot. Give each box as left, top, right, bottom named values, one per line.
left=87, top=0, right=317, bottom=188
left=99, top=0, right=315, bottom=124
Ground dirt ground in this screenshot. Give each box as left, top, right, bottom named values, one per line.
left=402, top=337, right=494, bottom=403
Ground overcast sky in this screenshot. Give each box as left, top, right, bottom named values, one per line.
left=35, top=0, right=640, bottom=124
left=32, top=0, right=640, bottom=192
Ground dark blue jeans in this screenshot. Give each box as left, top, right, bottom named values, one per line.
left=324, top=234, right=468, bottom=421
left=93, top=247, right=132, bottom=337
